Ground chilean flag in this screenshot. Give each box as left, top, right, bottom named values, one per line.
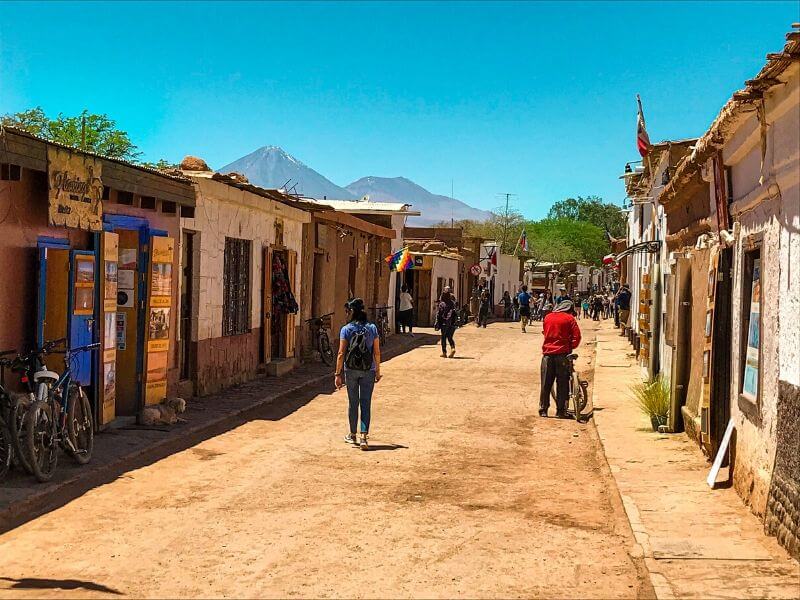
left=517, top=229, right=529, bottom=253
left=636, top=94, right=651, bottom=158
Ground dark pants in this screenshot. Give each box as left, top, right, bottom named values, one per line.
left=398, top=309, right=413, bottom=333
left=440, top=324, right=455, bottom=353
left=539, top=353, right=570, bottom=414
left=345, top=369, right=375, bottom=433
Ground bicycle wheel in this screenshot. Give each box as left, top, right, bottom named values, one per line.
left=571, top=374, right=585, bottom=420
left=575, top=376, right=589, bottom=413
left=25, top=399, right=58, bottom=483
left=9, top=394, right=32, bottom=474
left=0, top=420, right=11, bottom=481
left=66, top=387, right=93, bottom=465
left=319, top=332, right=335, bottom=367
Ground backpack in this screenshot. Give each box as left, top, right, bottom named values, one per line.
left=344, top=325, right=373, bottom=371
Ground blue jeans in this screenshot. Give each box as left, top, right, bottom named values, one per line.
left=345, top=369, right=375, bottom=433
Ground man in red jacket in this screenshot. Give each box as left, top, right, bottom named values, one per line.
left=539, top=299, right=582, bottom=418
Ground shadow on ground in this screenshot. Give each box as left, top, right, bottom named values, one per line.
left=0, top=577, right=122, bottom=595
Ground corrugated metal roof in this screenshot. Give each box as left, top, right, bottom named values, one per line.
left=307, top=198, right=422, bottom=216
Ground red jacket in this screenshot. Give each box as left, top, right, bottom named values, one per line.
left=542, top=311, right=582, bottom=355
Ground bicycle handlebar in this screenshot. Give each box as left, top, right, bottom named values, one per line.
left=304, top=312, right=334, bottom=323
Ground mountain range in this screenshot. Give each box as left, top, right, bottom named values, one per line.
left=219, top=146, right=492, bottom=225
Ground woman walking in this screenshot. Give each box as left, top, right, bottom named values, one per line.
left=398, top=285, right=414, bottom=335
left=435, top=287, right=458, bottom=357
left=335, top=298, right=381, bottom=450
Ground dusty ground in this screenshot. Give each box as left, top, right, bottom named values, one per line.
left=0, top=319, right=652, bottom=599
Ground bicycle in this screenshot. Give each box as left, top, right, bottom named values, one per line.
left=25, top=339, right=99, bottom=483
left=1, top=345, right=43, bottom=478
left=551, top=353, right=589, bottom=420
left=305, top=313, right=335, bottom=366
left=372, top=306, right=391, bottom=346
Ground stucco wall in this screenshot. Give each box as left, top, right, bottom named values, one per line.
left=180, top=176, right=308, bottom=395
left=428, top=256, right=460, bottom=323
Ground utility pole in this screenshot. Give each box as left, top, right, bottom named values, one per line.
left=451, top=179, right=454, bottom=228
left=497, top=192, right=517, bottom=253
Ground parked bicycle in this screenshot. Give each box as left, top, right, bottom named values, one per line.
left=25, top=339, right=99, bottom=483
left=372, top=306, right=391, bottom=346
left=551, top=353, right=589, bottom=421
left=0, top=345, right=42, bottom=479
left=305, top=313, right=335, bottom=367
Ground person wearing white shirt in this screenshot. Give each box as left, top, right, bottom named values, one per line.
left=398, top=286, right=414, bottom=335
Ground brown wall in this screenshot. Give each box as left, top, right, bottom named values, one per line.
left=0, top=168, right=90, bottom=366
left=195, top=328, right=260, bottom=396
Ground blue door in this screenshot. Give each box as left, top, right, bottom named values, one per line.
left=68, top=251, right=96, bottom=385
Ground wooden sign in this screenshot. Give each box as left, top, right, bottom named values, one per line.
left=47, top=146, right=103, bottom=231
left=144, top=236, right=174, bottom=405
left=99, top=231, right=119, bottom=426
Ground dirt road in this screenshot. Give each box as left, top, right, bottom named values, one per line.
left=0, top=320, right=652, bottom=598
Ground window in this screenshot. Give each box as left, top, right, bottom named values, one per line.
left=180, top=205, right=195, bottom=219
left=140, top=196, right=156, bottom=210
left=117, top=191, right=134, bottom=205
left=0, top=163, right=21, bottom=181
left=223, top=237, right=251, bottom=336
left=161, top=200, right=176, bottom=214
left=740, top=249, right=761, bottom=404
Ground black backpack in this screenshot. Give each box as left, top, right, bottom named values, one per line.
left=344, top=326, right=373, bottom=371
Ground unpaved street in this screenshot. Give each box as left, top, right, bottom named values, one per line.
left=0, top=321, right=651, bottom=598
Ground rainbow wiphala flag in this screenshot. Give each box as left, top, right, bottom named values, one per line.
left=385, top=247, right=414, bottom=272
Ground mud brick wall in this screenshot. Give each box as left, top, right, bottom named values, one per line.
left=765, top=381, right=800, bottom=560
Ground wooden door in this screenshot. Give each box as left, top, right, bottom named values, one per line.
left=98, top=232, right=119, bottom=426
left=285, top=249, right=297, bottom=358
left=69, top=251, right=96, bottom=385
left=416, top=270, right=432, bottom=327
left=262, top=246, right=273, bottom=363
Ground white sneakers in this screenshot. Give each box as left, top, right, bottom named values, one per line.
left=345, top=432, right=369, bottom=450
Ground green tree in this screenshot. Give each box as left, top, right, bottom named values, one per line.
left=1, top=107, right=141, bottom=161
left=547, top=195, right=626, bottom=238
left=526, top=218, right=609, bottom=266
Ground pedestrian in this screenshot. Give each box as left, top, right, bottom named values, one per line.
left=592, top=295, right=603, bottom=321
left=539, top=299, right=582, bottom=418
left=542, top=293, right=553, bottom=321
left=581, top=297, right=590, bottom=320
left=435, top=286, right=458, bottom=357
left=617, top=283, right=632, bottom=334
left=534, top=293, right=545, bottom=321
left=500, top=290, right=512, bottom=321
left=517, top=285, right=532, bottom=333
left=512, top=293, right=520, bottom=322
left=398, top=285, right=414, bottom=335
left=477, top=287, right=491, bottom=328
left=335, top=298, right=381, bottom=450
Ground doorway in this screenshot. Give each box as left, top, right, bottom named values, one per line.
left=179, top=231, right=195, bottom=382
left=710, top=247, right=733, bottom=456
left=114, top=228, right=142, bottom=417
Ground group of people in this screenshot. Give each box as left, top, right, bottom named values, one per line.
left=574, top=284, right=632, bottom=328
left=336, top=279, right=613, bottom=449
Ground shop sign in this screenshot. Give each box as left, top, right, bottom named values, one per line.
left=47, top=146, right=103, bottom=231
left=145, top=236, right=174, bottom=406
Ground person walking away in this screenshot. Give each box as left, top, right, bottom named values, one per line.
left=542, top=294, right=554, bottom=321
left=592, top=295, right=603, bottom=321
left=617, top=284, right=632, bottom=334
left=581, top=297, right=590, bottom=320
left=435, top=287, right=458, bottom=357
left=477, top=287, right=491, bottom=328
left=539, top=300, right=582, bottom=418
left=518, top=285, right=532, bottom=333
left=335, top=298, right=381, bottom=450
left=500, top=290, right=512, bottom=321
left=512, top=293, right=520, bottom=322
left=398, top=285, right=414, bottom=335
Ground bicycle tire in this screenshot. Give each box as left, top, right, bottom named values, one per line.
left=9, top=394, right=32, bottom=474
left=575, top=376, right=589, bottom=413
left=66, top=387, right=93, bottom=465
left=319, top=332, right=335, bottom=367
left=25, top=399, right=58, bottom=483
left=0, top=420, right=11, bottom=481
left=572, top=374, right=582, bottom=421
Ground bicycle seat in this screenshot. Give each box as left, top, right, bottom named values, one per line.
left=567, top=353, right=579, bottom=360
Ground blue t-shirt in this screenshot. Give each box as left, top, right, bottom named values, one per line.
left=517, top=291, right=532, bottom=307
left=340, top=321, right=378, bottom=371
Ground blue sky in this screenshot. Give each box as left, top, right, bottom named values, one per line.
left=1, top=1, right=797, bottom=218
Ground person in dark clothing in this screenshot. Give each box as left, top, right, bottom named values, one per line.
left=477, top=288, right=491, bottom=328
left=616, top=284, right=632, bottom=333
left=539, top=300, right=582, bottom=418
left=592, top=295, right=603, bottom=321
left=435, top=287, right=458, bottom=357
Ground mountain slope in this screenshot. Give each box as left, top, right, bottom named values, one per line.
left=219, top=146, right=356, bottom=199
left=346, top=176, right=492, bottom=225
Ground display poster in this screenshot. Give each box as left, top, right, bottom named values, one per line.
left=119, top=248, right=137, bottom=269
left=116, top=312, right=127, bottom=350
left=144, top=236, right=174, bottom=405
left=46, top=146, right=103, bottom=231
left=117, top=269, right=135, bottom=308
left=742, top=259, right=761, bottom=401
left=99, top=231, right=119, bottom=426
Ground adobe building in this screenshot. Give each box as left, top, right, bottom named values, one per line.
left=0, top=126, right=195, bottom=426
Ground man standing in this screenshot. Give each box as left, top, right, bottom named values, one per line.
left=616, top=284, right=632, bottom=334
left=517, top=285, right=532, bottom=333
left=539, top=300, right=582, bottom=418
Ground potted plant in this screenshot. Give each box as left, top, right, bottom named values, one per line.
left=631, top=375, right=671, bottom=431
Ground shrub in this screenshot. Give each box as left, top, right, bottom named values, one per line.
left=631, top=375, right=671, bottom=424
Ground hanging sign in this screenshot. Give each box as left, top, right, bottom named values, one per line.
left=469, top=263, right=482, bottom=276
left=47, top=147, right=103, bottom=231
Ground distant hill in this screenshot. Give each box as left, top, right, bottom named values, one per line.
left=219, top=146, right=356, bottom=199
left=346, top=176, right=492, bottom=226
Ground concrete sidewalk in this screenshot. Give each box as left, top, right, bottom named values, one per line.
left=591, top=321, right=799, bottom=599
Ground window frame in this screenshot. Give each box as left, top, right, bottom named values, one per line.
left=222, top=237, right=252, bottom=337
left=738, top=245, right=762, bottom=418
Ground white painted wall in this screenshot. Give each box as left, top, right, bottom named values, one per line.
left=180, top=175, right=309, bottom=342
